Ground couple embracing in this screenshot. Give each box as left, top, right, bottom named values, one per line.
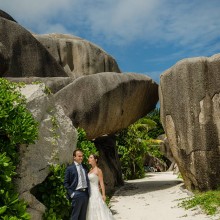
left=64, top=149, right=115, bottom=220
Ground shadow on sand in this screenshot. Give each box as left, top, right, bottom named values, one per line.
left=112, top=173, right=183, bottom=197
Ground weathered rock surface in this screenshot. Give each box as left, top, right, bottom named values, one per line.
left=5, top=77, right=74, bottom=94
left=55, top=72, right=159, bottom=139
left=94, top=135, right=123, bottom=193
left=34, top=33, right=121, bottom=78
left=0, top=17, right=67, bottom=77
left=158, top=134, right=175, bottom=163
left=16, top=84, right=77, bottom=220
left=158, top=134, right=177, bottom=171
left=144, top=153, right=168, bottom=172
left=159, top=54, right=220, bottom=191
left=0, top=42, right=10, bottom=74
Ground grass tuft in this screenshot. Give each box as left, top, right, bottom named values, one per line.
left=179, top=189, right=220, bottom=216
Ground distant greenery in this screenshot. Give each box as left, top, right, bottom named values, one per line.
left=0, top=78, right=38, bottom=219
left=116, top=108, right=164, bottom=180
left=117, top=126, right=147, bottom=179
left=179, top=188, right=220, bottom=216
left=146, top=108, right=164, bottom=139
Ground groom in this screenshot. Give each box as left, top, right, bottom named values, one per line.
left=64, top=149, right=90, bottom=220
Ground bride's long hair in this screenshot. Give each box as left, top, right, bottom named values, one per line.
left=92, top=154, right=99, bottom=165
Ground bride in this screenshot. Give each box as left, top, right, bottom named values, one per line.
left=86, top=154, right=115, bottom=220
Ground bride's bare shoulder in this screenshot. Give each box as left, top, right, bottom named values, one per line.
left=97, top=167, right=103, bottom=175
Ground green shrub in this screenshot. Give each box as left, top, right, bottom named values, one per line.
left=0, top=79, right=38, bottom=146
left=0, top=78, right=39, bottom=219
left=179, top=189, right=220, bottom=216
left=34, top=164, right=71, bottom=220
left=116, top=110, right=164, bottom=180
left=76, top=127, right=98, bottom=167
left=146, top=108, right=164, bottom=139
left=117, top=126, right=147, bottom=180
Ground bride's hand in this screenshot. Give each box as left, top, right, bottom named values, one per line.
left=102, top=195, right=106, bottom=202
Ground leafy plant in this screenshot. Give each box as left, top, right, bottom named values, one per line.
left=0, top=79, right=38, bottom=146
left=116, top=109, right=164, bottom=180
left=0, top=78, right=39, bottom=219
left=34, top=164, right=71, bottom=220
left=117, top=125, right=148, bottom=180
left=146, top=108, right=164, bottom=139
left=76, top=127, right=98, bottom=167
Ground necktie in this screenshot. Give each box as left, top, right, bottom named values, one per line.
left=79, top=164, right=87, bottom=188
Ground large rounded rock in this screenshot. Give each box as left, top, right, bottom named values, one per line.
left=0, top=17, right=67, bottom=77
left=159, top=54, right=220, bottom=191
left=55, top=72, right=158, bottom=139
left=0, top=42, right=10, bottom=74
left=5, top=77, right=74, bottom=94
left=34, top=33, right=121, bottom=78
left=0, top=9, right=17, bottom=22
left=16, top=84, right=77, bottom=219
left=158, top=134, right=174, bottom=163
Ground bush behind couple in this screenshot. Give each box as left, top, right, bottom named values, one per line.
left=64, top=149, right=115, bottom=220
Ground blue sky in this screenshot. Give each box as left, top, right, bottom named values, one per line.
left=1, top=0, right=220, bottom=83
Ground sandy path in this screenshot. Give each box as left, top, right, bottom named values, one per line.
left=110, top=172, right=219, bottom=220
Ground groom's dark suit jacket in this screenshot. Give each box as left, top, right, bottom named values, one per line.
left=64, top=163, right=90, bottom=199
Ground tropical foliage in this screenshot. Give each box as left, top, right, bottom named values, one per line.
left=116, top=108, right=164, bottom=180
left=0, top=78, right=38, bottom=219
left=146, top=108, right=164, bottom=139
left=35, top=164, right=71, bottom=220
left=76, top=127, right=98, bottom=167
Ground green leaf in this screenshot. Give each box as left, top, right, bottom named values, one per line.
left=9, top=198, right=19, bottom=205
left=0, top=205, right=7, bottom=214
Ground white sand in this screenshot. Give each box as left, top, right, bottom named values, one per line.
left=110, top=172, right=219, bottom=220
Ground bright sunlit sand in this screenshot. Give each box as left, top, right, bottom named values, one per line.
left=110, top=172, right=219, bottom=220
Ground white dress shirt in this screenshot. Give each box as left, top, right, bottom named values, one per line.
left=71, top=161, right=87, bottom=198
left=75, top=161, right=87, bottom=190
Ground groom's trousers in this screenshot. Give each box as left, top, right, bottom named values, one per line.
left=70, top=190, right=89, bottom=220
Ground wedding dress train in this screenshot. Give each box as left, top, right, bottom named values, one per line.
left=86, top=173, right=115, bottom=220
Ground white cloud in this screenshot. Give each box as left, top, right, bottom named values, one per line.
left=0, top=0, right=81, bottom=33
left=1, top=0, right=220, bottom=50
left=161, top=1, right=220, bottom=47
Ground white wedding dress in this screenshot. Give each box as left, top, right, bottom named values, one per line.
left=86, top=173, right=115, bottom=220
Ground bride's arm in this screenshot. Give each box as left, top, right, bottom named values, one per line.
left=98, top=169, right=106, bottom=202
